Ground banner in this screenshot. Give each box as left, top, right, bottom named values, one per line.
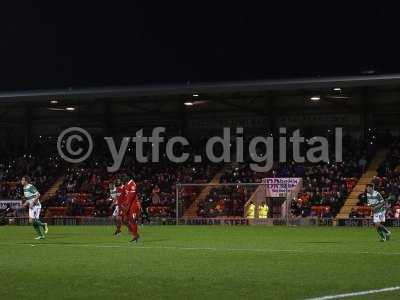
left=264, top=178, right=301, bottom=197
left=277, top=113, right=360, bottom=127
left=0, top=200, right=22, bottom=209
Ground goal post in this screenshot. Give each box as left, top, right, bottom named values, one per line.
left=175, top=178, right=302, bottom=225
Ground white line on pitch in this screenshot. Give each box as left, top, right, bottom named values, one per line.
left=3, top=242, right=400, bottom=256
left=304, top=286, right=400, bottom=300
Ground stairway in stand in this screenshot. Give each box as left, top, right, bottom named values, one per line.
left=336, top=149, right=388, bottom=219
left=41, top=176, right=64, bottom=203
left=183, top=166, right=228, bottom=218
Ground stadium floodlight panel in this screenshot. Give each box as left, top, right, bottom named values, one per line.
left=310, top=96, right=320, bottom=101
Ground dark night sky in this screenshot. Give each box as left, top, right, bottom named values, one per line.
left=1, top=2, right=399, bottom=90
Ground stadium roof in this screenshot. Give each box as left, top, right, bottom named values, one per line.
left=2, top=74, right=400, bottom=104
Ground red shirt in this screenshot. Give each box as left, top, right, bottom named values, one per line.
left=116, top=184, right=127, bottom=207
left=125, top=180, right=140, bottom=211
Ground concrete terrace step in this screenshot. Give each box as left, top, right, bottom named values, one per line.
left=41, top=176, right=64, bottom=203
left=337, top=149, right=388, bottom=218
left=183, top=167, right=227, bottom=218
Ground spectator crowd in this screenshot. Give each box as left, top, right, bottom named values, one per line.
left=2, top=134, right=399, bottom=221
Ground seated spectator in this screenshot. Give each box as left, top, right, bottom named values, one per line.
left=151, top=185, right=161, bottom=205
left=322, top=207, right=333, bottom=219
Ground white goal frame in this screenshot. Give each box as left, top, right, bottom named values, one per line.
left=175, top=180, right=302, bottom=225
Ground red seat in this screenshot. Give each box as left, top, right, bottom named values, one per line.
left=357, top=206, right=372, bottom=216
left=46, top=207, right=68, bottom=217
left=311, top=206, right=330, bottom=215
left=84, top=207, right=95, bottom=216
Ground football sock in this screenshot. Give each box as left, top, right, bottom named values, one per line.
left=36, top=219, right=46, bottom=231
left=377, top=227, right=385, bottom=240
left=381, top=226, right=390, bottom=234
left=129, top=222, right=138, bottom=238
left=116, top=219, right=122, bottom=232
left=32, top=221, right=40, bottom=236
left=33, top=220, right=44, bottom=237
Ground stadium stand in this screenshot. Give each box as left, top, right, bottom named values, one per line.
left=352, top=138, right=400, bottom=219
left=1, top=135, right=387, bottom=220
left=42, top=158, right=219, bottom=218
left=191, top=136, right=370, bottom=218
left=0, top=154, right=61, bottom=200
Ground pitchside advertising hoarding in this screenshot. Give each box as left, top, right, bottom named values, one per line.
left=0, top=200, right=22, bottom=209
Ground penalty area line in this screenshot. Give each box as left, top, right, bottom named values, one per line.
left=304, top=286, right=400, bottom=300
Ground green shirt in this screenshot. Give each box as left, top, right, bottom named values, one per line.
left=23, top=183, right=40, bottom=206
left=367, top=190, right=385, bottom=213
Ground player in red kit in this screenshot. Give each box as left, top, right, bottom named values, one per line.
left=125, top=177, right=141, bottom=243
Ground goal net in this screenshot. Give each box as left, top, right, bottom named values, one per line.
left=175, top=178, right=302, bottom=225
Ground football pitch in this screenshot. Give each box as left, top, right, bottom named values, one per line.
left=1, top=225, right=400, bottom=300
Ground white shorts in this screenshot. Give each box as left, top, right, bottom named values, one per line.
left=373, top=211, right=386, bottom=223
left=29, top=205, right=41, bottom=220
left=112, top=205, right=119, bottom=217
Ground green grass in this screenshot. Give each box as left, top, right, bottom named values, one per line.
left=1, top=225, right=400, bottom=300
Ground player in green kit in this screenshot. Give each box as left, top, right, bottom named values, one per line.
left=366, top=184, right=391, bottom=241
left=21, top=176, right=48, bottom=239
